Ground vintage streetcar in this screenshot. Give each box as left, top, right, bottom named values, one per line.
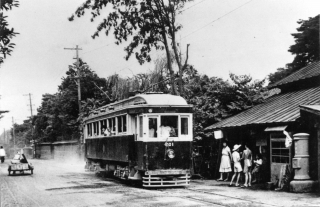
left=84, top=93, right=193, bottom=187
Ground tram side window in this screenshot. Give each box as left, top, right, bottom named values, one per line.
left=96, top=121, right=100, bottom=135
left=123, top=115, right=127, bottom=132
left=118, top=116, right=123, bottom=133
left=100, top=120, right=107, bottom=135
left=117, top=115, right=127, bottom=133
left=108, top=117, right=116, bottom=134
left=160, top=116, right=178, bottom=137
left=139, top=116, right=143, bottom=138
left=87, top=123, right=92, bottom=137
left=181, top=117, right=189, bottom=135
left=93, top=122, right=97, bottom=136
left=149, top=117, right=157, bottom=138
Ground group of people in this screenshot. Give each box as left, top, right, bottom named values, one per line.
left=218, top=141, right=263, bottom=188
left=0, top=146, right=30, bottom=164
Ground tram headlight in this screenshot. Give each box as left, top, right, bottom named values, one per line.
left=167, top=149, right=175, bottom=159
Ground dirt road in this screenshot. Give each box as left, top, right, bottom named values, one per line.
left=0, top=159, right=221, bottom=207
left=0, top=159, right=311, bottom=207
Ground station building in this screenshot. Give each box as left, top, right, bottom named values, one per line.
left=206, top=61, right=320, bottom=189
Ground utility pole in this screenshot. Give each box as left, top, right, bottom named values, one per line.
left=12, top=117, right=16, bottom=153
left=3, top=128, right=6, bottom=144
left=24, top=93, right=34, bottom=148
left=64, top=45, right=82, bottom=113
left=24, top=93, right=34, bottom=117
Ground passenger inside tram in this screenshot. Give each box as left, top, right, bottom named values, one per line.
left=104, top=127, right=111, bottom=136
left=159, top=116, right=178, bottom=137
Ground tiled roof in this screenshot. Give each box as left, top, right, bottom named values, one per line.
left=268, top=61, right=320, bottom=89
left=206, top=86, right=320, bottom=130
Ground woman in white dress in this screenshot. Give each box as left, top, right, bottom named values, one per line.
left=217, top=141, right=232, bottom=181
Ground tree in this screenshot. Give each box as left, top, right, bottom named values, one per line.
left=288, top=15, right=319, bottom=71
left=69, top=0, right=193, bottom=95
left=0, top=0, right=19, bottom=65
left=34, top=60, right=109, bottom=142
left=268, top=15, right=319, bottom=84
left=183, top=68, right=266, bottom=139
left=10, top=119, right=32, bottom=148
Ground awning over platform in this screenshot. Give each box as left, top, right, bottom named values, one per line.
left=264, top=125, right=287, bottom=132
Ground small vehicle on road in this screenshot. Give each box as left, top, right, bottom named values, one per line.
left=8, top=152, right=34, bottom=175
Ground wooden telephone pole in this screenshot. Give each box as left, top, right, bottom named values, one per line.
left=12, top=117, right=16, bottom=153
left=24, top=93, right=34, bottom=148
left=64, top=45, right=82, bottom=113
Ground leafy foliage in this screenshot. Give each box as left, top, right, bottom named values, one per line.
left=10, top=119, right=33, bottom=148
left=33, top=60, right=109, bottom=142
left=268, top=15, right=320, bottom=84
left=0, top=0, right=19, bottom=65
left=183, top=67, right=266, bottom=139
left=32, top=55, right=266, bottom=144
left=69, top=0, right=193, bottom=94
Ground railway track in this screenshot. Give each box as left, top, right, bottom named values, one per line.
left=179, top=187, right=283, bottom=207
left=83, top=171, right=283, bottom=207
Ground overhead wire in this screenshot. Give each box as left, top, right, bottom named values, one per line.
left=47, top=0, right=255, bottom=90
left=82, top=43, right=111, bottom=55
left=182, top=0, right=255, bottom=39
left=179, top=0, right=208, bottom=13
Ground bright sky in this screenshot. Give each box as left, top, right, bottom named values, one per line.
left=0, top=0, right=320, bottom=130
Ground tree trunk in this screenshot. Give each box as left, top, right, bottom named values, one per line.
left=162, top=31, right=177, bottom=95
left=171, top=38, right=183, bottom=95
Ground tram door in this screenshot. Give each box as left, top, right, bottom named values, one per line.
left=270, top=133, right=291, bottom=184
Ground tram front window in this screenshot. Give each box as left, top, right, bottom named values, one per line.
left=149, top=117, right=157, bottom=138
left=160, top=116, right=178, bottom=137
left=181, top=117, right=189, bottom=135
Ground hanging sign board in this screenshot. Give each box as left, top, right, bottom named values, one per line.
left=214, top=130, right=223, bottom=139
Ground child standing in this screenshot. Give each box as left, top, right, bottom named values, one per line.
left=229, top=144, right=242, bottom=187
left=252, top=154, right=263, bottom=183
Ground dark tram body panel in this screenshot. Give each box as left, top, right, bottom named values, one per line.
left=86, top=135, right=135, bottom=162
left=138, top=141, right=192, bottom=171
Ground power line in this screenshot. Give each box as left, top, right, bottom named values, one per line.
left=82, top=44, right=110, bottom=55
left=182, top=0, right=255, bottom=39
left=179, top=0, right=208, bottom=13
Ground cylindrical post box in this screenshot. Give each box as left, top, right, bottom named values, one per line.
left=290, top=133, right=317, bottom=193
left=292, top=133, right=310, bottom=180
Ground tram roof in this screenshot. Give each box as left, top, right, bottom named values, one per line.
left=134, top=94, right=188, bottom=105
left=86, top=93, right=190, bottom=120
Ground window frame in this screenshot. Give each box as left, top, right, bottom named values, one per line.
left=180, top=116, right=189, bottom=136
left=117, top=114, right=127, bottom=135
left=139, top=113, right=192, bottom=142
left=270, top=136, right=291, bottom=165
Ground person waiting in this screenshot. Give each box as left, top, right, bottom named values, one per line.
left=252, top=153, right=263, bottom=183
